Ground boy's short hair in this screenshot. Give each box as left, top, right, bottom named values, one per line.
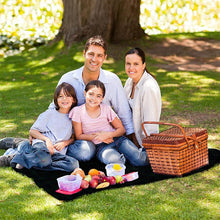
left=54, top=82, right=78, bottom=110
left=84, top=35, right=107, bottom=54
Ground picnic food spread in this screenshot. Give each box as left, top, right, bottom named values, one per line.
left=56, top=163, right=139, bottom=195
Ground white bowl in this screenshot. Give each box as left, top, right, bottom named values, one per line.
left=105, top=163, right=126, bottom=177
left=57, top=174, right=82, bottom=192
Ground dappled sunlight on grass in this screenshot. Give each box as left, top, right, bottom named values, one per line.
left=190, top=90, right=219, bottom=102
left=159, top=70, right=220, bottom=114
left=160, top=83, right=179, bottom=88
left=0, top=81, right=34, bottom=91
left=70, top=212, right=103, bottom=219
left=23, top=195, right=61, bottom=215
left=22, top=118, right=35, bottom=124
left=0, top=168, right=61, bottom=218
left=199, top=78, right=216, bottom=84
left=29, top=55, right=55, bottom=67
left=0, top=168, right=33, bottom=197
left=0, top=120, right=17, bottom=132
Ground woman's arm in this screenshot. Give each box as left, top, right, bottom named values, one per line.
left=29, top=129, right=54, bottom=155
left=142, top=84, right=161, bottom=136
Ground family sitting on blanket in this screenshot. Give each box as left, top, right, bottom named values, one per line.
left=0, top=35, right=162, bottom=171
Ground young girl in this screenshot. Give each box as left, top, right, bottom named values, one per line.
left=11, top=83, right=79, bottom=172
left=69, top=80, right=147, bottom=166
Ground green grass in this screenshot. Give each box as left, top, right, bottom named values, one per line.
left=0, top=32, right=220, bottom=219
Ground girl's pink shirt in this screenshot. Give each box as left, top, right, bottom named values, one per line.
left=69, top=103, right=117, bottom=144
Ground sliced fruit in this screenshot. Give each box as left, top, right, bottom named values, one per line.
left=113, top=164, right=122, bottom=170
left=96, top=182, right=110, bottom=189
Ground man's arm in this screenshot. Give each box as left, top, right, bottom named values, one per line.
left=106, top=76, right=134, bottom=135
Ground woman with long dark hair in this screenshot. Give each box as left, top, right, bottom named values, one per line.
left=124, top=48, right=162, bottom=148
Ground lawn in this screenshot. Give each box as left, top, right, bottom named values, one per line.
left=0, top=32, right=220, bottom=219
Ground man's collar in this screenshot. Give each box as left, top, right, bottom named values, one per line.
left=98, top=68, right=109, bottom=83
left=73, top=66, right=109, bottom=84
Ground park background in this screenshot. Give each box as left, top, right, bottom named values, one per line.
left=0, top=0, right=220, bottom=219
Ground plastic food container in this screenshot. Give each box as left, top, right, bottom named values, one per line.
left=105, top=163, right=126, bottom=177
left=57, top=174, right=82, bottom=192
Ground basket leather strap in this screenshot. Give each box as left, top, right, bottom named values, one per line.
left=186, top=134, right=202, bottom=149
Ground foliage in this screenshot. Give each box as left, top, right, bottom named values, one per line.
left=0, top=0, right=62, bottom=56
left=141, top=0, right=220, bottom=34
left=0, top=0, right=62, bottom=39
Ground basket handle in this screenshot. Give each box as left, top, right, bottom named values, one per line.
left=141, top=121, right=191, bottom=147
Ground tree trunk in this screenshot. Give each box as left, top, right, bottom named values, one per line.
left=54, top=0, right=145, bottom=46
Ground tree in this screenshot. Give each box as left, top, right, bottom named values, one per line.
left=54, top=0, right=145, bottom=46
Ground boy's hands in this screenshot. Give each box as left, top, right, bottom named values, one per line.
left=45, top=138, right=54, bottom=155
left=54, top=141, right=66, bottom=152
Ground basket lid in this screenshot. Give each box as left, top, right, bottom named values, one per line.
left=142, top=127, right=207, bottom=145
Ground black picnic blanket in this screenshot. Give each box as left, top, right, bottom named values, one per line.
left=13, top=148, right=220, bottom=201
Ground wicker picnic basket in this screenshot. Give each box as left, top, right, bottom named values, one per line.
left=142, top=122, right=209, bottom=176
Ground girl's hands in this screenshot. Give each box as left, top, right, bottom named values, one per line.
left=93, top=132, right=114, bottom=144
left=102, top=138, right=114, bottom=144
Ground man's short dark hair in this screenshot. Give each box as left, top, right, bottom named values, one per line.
left=84, top=35, right=107, bottom=54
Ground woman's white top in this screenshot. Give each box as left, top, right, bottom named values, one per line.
left=124, top=71, right=162, bottom=147
left=128, top=97, right=134, bottom=109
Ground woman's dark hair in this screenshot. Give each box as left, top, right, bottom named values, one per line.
left=85, top=35, right=107, bottom=55
left=85, top=80, right=106, bottom=97
left=125, top=47, right=156, bottom=80
left=54, top=82, right=78, bottom=110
